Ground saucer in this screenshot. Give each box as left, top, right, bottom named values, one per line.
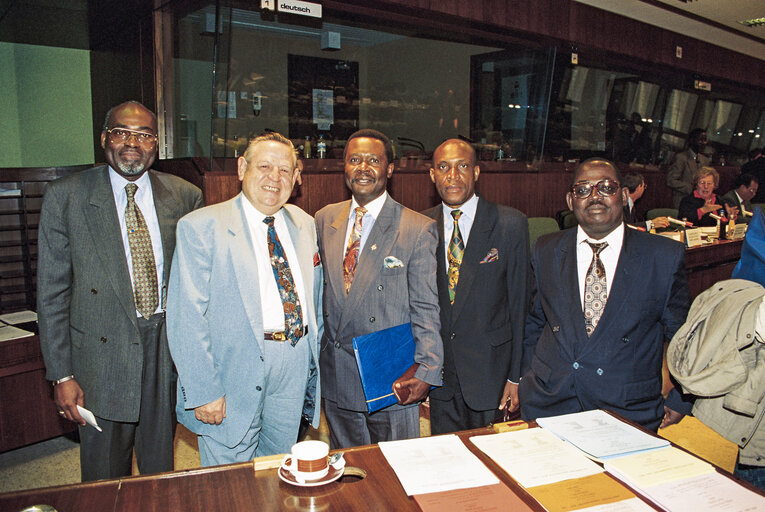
left=279, top=457, right=345, bottom=487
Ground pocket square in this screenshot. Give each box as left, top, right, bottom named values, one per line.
left=383, top=256, right=404, bottom=269
left=313, top=252, right=321, bottom=267
left=480, top=248, right=499, bottom=264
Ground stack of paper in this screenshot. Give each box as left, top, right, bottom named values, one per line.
left=605, top=446, right=765, bottom=511
left=0, top=310, right=36, bottom=341
left=536, top=410, right=669, bottom=461
left=470, top=429, right=651, bottom=511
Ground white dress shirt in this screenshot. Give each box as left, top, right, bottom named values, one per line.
left=343, top=191, right=388, bottom=257
left=109, top=168, right=164, bottom=316
left=576, top=223, right=625, bottom=310
left=241, top=199, right=307, bottom=333
left=440, top=193, right=479, bottom=273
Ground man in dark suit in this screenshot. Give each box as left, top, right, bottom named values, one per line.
left=519, top=158, right=690, bottom=431
left=666, top=128, right=710, bottom=208
left=741, top=148, right=765, bottom=203
left=316, top=129, right=443, bottom=448
left=423, top=139, right=530, bottom=434
left=621, top=172, right=670, bottom=231
left=720, top=173, right=759, bottom=223
left=38, top=101, right=203, bottom=480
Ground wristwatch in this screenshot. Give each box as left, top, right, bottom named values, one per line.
left=52, top=375, right=75, bottom=386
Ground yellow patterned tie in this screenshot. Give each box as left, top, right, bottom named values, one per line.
left=447, top=209, right=464, bottom=304
left=125, top=183, right=158, bottom=319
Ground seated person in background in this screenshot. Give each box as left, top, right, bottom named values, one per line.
left=678, top=166, right=736, bottom=227
left=720, top=173, right=759, bottom=223
left=621, top=172, right=670, bottom=230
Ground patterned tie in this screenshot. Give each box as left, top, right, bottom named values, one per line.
left=264, top=216, right=303, bottom=346
left=124, top=183, right=158, bottom=319
left=583, top=241, right=608, bottom=337
left=343, top=206, right=367, bottom=294
left=447, top=209, right=464, bottom=304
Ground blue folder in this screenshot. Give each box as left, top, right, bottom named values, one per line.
left=352, top=323, right=415, bottom=414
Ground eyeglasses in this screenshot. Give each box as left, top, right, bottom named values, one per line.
left=106, top=128, right=158, bottom=146
left=570, top=179, right=621, bottom=199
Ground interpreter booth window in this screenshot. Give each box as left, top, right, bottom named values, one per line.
left=171, top=3, right=509, bottom=163
left=167, top=2, right=561, bottom=169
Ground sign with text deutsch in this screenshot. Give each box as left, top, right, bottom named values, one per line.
left=278, top=0, right=322, bottom=18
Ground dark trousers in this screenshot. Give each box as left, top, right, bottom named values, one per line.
left=430, top=381, right=496, bottom=435
left=323, top=399, right=419, bottom=449
left=79, top=313, right=176, bottom=481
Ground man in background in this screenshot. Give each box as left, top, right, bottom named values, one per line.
left=316, top=129, right=443, bottom=448
left=666, top=128, right=710, bottom=208
left=741, top=148, right=765, bottom=203
left=720, top=173, right=759, bottom=223
left=167, top=133, right=322, bottom=466
left=423, top=139, right=530, bottom=434
left=520, top=158, right=690, bottom=431
left=621, top=171, right=670, bottom=230
left=38, top=101, right=203, bottom=480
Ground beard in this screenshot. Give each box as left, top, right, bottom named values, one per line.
left=117, top=160, right=146, bottom=175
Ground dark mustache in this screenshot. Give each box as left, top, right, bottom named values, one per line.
left=353, top=172, right=375, bottom=181
left=585, top=199, right=606, bottom=208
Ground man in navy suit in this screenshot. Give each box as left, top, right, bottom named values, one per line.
left=519, top=158, right=690, bottom=431
left=423, top=139, right=530, bottom=434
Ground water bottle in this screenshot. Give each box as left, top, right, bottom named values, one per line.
left=317, top=135, right=327, bottom=159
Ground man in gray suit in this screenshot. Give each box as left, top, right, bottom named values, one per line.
left=167, top=133, right=323, bottom=466
left=316, top=129, right=443, bottom=449
left=666, top=128, right=710, bottom=208
left=38, top=101, right=203, bottom=481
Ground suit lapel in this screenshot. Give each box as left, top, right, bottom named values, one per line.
left=85, top=167, right=138, bottom=327
left=325, top=201, right=352, bottom=311
left=148, top=171, right=180, bottom=288
left=338, top=196, right=399, bottom=334
left=228, top=194, right=265, bottom=353
left=284, top=206, right=315, bottom=329
left=451, top=198, right=494, bottom=322
left=430, top=207, right=451, bottom=321
left=555, top=230, right=588, bottom=352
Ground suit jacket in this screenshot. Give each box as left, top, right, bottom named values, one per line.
left=741, top=156, right=765, bottom=203
left=720, top=190, right=752, bottom=223
left=37, top=166, right=203, bottom=422
left=166, top=194, right=323, bottom=448
left=666, top=149, right=710, bottom=209
left=623, top=204, right=649, bottom=230
left=519, top=226, right=690, bottom=430
left=423, top=198, right=530, bottom=410
left=316, top=195, right=443, bottom=412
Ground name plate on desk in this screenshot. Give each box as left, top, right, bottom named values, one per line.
left=685, top=228, right=703, bottom=248
left=731, top=223, right=747, bottom=240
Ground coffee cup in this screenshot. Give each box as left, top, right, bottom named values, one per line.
left=282, top=440, right=329, bottom=481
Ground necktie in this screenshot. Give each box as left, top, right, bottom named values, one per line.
left=264, top=216, right=303, bottom=346
left=125, top=183, right=158, bottom=319
left=447, top=209, right=464, bottom=304
left=343, top=206, right=367, bottom=294
left=583, top=241, right=608, bottom=337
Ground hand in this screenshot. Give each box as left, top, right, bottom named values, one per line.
left=195, top=396, right=226, bottom=425
left=498, top=381, right=519, bottom=413
left=393, top=376, right=430, bottom=405
left=54, top=379, right=86, bottom=425
left=652, top=216, right=670, bottom=229
left=659, top=405, right=684, bottom=429
left=724, top=204, right=739, bottom=221
left=702, top=202, right=722, bottom=215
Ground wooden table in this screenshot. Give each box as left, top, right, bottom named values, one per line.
left=685, top=238, right=743, bottom=299
left=0, top=333, right=74, bottom=452
left=3, top=418, right=762, bottom=512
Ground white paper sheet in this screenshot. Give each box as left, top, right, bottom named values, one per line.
left=644, top=471, right=765, bottom=511
left=536, top=410, right=669, bottom=460
left=469, top=428, right=603, bottom=488
left=0, top=324, right=34, bottom=341
left=378, top=434, right=498, bottom=496
left=76, top=405, right=102, bottom=432
left=0, top=310, right=37, bottom=325
left=605, top=446, right=713, bottom=489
